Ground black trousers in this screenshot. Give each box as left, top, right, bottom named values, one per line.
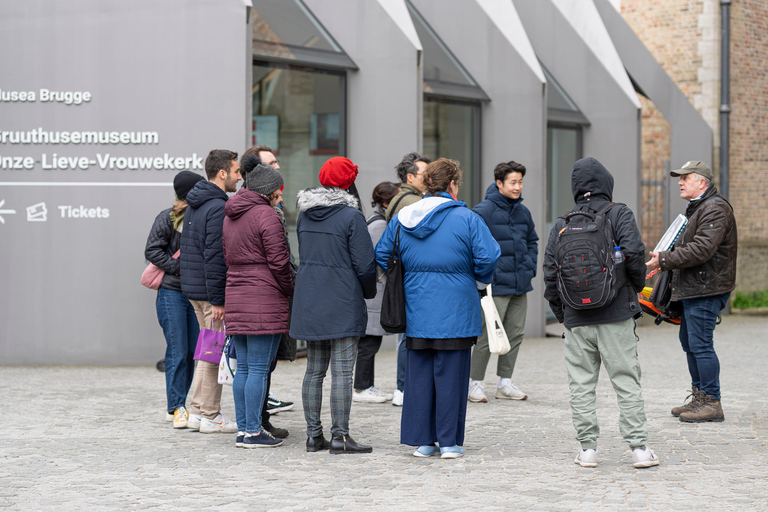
left=354, top=335, right=382, bottom=390
left=261, top=355, right=278, bottom=423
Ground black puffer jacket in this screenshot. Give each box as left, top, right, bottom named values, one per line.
left=180, top=180, right=228, bottom=305
left=659, top=185, right=737, bottom=301
left=144, top=208, right=181, bottom=291
left=543, top=157, right=646, bottom=328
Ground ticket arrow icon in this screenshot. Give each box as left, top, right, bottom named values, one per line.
left=0, top=199, right=17, bottom=224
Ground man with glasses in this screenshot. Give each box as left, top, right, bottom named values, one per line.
left=386, top=152, right=431, bottom=407
left=646, top=161, right=737, bottom=423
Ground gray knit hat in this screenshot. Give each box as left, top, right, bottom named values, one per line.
left=246, top=162, right=283, bottom=196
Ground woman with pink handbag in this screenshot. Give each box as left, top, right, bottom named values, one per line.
left=144, top=170, right=204, bottom=429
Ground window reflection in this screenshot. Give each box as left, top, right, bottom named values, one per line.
left=253, top=62, right=344, bottom=253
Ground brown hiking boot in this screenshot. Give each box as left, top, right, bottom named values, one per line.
left=679, top=395, right=725, bottom=423
left=671, top=387, right=703, bottom=417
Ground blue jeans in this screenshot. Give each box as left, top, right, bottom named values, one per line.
left=232, top=334, right=281, bottom=433
left=679, top=293, right=730, bottom=400
left=155, top=287, right=199, bottom=413
left=396, top=334, right=407, bottom=392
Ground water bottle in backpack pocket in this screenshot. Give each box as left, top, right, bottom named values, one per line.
left=553, top=203, right=627, bottom=310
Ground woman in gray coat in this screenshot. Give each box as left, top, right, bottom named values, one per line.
left=353, top=182, right=400, bottom=403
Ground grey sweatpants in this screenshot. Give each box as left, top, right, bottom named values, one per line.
left=564, top=318, right=648, bottom=450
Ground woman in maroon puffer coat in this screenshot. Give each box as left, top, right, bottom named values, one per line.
left=223, top=161, right=294, bottom=449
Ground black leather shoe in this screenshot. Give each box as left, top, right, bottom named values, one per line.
left=329, top=435, right=372, bottom=454
left=263, top=420, right=289, bottom=439
left=306, top=435, right=330, bottom=452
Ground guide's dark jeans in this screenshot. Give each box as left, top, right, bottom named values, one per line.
left=679, top=292, right=730, bottom=400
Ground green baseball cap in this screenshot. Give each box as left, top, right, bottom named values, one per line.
left=670, top=160, right=713, bottom=180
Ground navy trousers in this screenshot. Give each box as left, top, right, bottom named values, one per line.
left=401, top=347, right=471, bottom=447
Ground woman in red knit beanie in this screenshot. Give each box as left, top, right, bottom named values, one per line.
left=290, top=156, right=378, bottom=454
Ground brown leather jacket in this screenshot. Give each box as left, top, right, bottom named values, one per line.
left=659, top=185, right=737, bottom=301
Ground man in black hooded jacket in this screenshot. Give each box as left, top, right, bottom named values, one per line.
left=543, top=157, right=658, bottom=468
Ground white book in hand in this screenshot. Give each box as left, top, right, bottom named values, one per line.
left=653, top=214, right=688, bottom=253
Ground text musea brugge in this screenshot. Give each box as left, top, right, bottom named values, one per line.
left=0, top=90, right=204, bottom=171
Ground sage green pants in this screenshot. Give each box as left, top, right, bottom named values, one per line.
left=470, top=294, right=527, bottom=381
left=564, top=318, right=648, bottom=450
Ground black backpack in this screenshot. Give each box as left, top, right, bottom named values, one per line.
left=553, top=202, right=626, bottom=310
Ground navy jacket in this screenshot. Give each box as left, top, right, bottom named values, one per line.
left=180, top=180, right=228, bottom=305
left=543, top=157, right=646, bottom=328
left=376, top=193, right=500, bottom=340
left=289, top=187, right=377, bottom=341
left=473, top=183, right=538, bottom=296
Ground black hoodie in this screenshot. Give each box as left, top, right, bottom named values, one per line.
left=543, top=157, right=646, bottom=328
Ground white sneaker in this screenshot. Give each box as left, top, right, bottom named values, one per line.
left=353, top=387, right=388, bottom=403
left=370, top=387, right=394, bottom=401
left=187, top=414, right=201, bottom=431
left=199, top=413, right=238, bottom=434
left=165, top=411, right=174, bottom=422
left=392, top=389, right=404, bottom=407
left=468, top=382, right=488, bottom=403
left=495, top=383, right=528, bottom=400
left=574, top=448, right=598, bottom=467
left=631, top=446, right=659, bottom=468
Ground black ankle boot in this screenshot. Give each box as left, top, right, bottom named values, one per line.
left=306, top=435, right=330, bottom=452
left=329, top=434, right=372, bottom=454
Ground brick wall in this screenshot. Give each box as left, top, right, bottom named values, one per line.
left=616, top=0, right=768, bottom=293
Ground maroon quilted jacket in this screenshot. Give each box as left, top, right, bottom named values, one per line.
left=223, top=188, right=294, bottom=335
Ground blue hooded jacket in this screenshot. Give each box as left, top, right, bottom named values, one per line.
left=289, top=187, right=377, bottom=341
left=472, top=183, right=538, bottom=296
left=375, top=193, right=500, bottom=340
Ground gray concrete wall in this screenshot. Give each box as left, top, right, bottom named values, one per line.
left=410, top=0, right=547, bottom=337
left=0, top=0, right=249, bottom=364
left=514, top=0, right=642, bottom=215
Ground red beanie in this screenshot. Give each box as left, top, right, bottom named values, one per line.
left=318, top=157, right=359, bottom=189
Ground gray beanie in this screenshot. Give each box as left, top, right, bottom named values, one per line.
left=246, top=162, right=283, bottom=196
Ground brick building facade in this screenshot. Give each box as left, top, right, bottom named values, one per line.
left=615, top=0, right=768, bottom=294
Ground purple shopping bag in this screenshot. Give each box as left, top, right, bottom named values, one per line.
left=193, top=321, right=226, bottom=364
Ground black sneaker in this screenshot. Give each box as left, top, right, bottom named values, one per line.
left=236, top=432, right=245, bottom=448
left=243, top=430, right=283, bottom=448
left=267, top=394, right=295, bottom=415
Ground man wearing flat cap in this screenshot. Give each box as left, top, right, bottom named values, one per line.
left=646, top=160, right=737, bottom=423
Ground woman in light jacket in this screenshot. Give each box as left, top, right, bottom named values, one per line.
left=290, top=157, right=378, bottom=454
left=353, top=181, right=400, bottom=404
left=375, top=158, right=500, bottom=459
left=223, top=160, right=294, bottom=449
left=145, top=171, right=204, bottom=429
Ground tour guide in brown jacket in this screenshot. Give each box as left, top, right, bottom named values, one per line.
left=647, top=160, right=737, bottom=423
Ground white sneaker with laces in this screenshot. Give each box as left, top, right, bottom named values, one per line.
left=173, top=407, right=189, bottom=429
left=574, top=448, right=598, bottom=467
left=199, top=413, right=238, bottom=434
left=631, top=446, right=659, bottom=468
left=187, top=414, right=201, bottom=431
left=495, top=383, right=528, bottom=400
left=353, top=387, right=388, bottom=403
left=392, top=389, right=404, bottom=407
left=370, top=387, right=394, bottom=401
left=468, top=382, right=488, bottom=403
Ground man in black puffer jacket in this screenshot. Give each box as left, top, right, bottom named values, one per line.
left=180, top=149, right=241, bottom=435
left=544, top=157, right=658, bottom=469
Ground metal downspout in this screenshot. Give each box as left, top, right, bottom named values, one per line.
left=720, top=0, right=731, bottom=199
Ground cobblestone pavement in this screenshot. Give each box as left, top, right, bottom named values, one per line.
left=2, top=315, right=768, bottom=511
